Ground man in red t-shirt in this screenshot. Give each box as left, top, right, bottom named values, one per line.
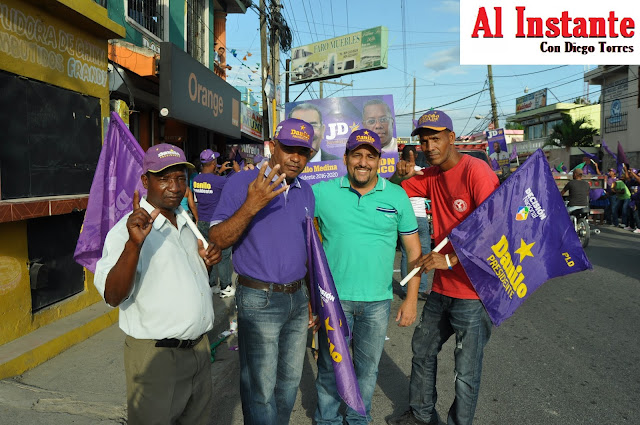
left=388, top=110, right=499, bottom=425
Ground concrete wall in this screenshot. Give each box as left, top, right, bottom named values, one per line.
left=0, top=0, right=123, bottom=346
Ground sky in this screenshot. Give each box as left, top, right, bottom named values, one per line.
left=223, top=0, right=599, bottom=138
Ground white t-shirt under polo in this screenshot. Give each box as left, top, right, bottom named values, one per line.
left=94, top=198, right=214, bottom=340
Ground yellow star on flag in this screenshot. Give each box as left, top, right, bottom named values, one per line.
left=349, top=122, right=360, bottom=132
left=515, top=239, right=535, bottom=262
left=325, top=317, right=334, bottom=331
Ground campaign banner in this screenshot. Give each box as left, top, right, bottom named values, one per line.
left=448, top=149, right=592, bottom=326
left=487, top=128, right=510, bottom=168
left=74, top=112, right=146, bottom=273
left=285, top=95, right=399, bottom=183
left=460, top=1, right=640, bottom=65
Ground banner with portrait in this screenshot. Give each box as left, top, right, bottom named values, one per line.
left=285, top=95, right=399, bottom=184
left=487, top=128, right=510, bottom=169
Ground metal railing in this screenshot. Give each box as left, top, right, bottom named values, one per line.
left=128, top=0, right=163, bottom=38
left=605, top=112, right=628, bottom=133
left=186, top=0, right=206, bottom=64
left=514, top=139, right=551, bottom=153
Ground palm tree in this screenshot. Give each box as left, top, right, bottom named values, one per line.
left=544, top=113, right=598, bottom=149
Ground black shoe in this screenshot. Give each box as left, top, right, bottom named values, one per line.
left=387, top=411, right=430, bottom=425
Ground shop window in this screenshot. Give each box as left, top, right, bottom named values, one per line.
left=128, top=0, right=163, bottom=39
left=28, top=213, right=86, bottom=312
left=0, top=72, right=101, bottom=200
left=186, top=0, right=206, bottom=65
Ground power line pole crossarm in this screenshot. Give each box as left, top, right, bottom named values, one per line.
left=318, top=80, right=353, bottom=99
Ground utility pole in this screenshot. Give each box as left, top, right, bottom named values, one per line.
left=412, top=77, right=416, bottom=132
left=271, top=0, right=280, bottom=90
left=319, top=80, right=353, bottom=99
left=488, top=65, right=499, bottom=129
left=285, top=59, right=290, bottom=103
left=260, top=0, right=269, bottom=139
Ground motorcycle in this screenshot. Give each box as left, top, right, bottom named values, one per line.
left=568, top=206, right=591, bottom=248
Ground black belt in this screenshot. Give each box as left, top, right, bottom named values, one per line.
left=238, top=275, right=304, bottom=294
left=155, top=334, right=204, bottom=349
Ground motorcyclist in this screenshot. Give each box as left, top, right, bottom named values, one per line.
left=561, top=168, right=590, bottom=214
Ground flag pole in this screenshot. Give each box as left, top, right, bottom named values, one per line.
left=399, top=237, right=449, bottom=286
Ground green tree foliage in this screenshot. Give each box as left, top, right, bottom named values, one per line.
left=544, top=113, right=598, bottom=149
left=505, top=122, right=524, bottom=130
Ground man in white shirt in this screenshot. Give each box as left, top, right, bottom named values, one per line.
left=489, top=141, right=509, bottom=167
left=94, top=143, right=221, bottom=425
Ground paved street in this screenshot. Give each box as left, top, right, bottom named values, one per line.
left=0, top=225, right=638, bottom=424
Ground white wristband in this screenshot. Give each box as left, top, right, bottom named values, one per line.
left=445, top=254, right=452, bottom=270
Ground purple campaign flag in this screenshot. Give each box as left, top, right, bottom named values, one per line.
left=617, top=142, right=629, bottom=175
left=509, top=144, right=518, bottom=161
left=74, top=112, right=146, bottom=273
left=306, top=217, right=366, bottom=417
left=578, top=148, right=598, bottom=175
left=448, top=149, right=592, bottom=326
left=601, top=140, right=617, bottom=161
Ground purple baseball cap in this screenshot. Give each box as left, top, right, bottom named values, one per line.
left=273, top=118, right=314, bottom=149
left=411, top=110, right=453, bottom=136
left=200, top=149, right=220, bottom=163
left=143, top=143, right=194, bottom=173
left=346, top=129, right=381, bottom=153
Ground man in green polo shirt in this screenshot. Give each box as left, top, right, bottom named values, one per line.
left=312, top=129, right=423, bottom=425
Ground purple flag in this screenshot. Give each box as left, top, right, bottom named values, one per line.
left=509, top=144, right=517, bottom=161
left=448, top=150, right=592, bottom=326
left=578, top=148, right=598, bottom=175
left=74, top=112, right=146, bottom=273
left=601, top=140, right=617, bottom=161
left=306, top=217, right=366, bottom=416
left=617, top=142, right=629, bottom=175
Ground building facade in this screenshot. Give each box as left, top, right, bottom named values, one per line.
left=0, top=0, right=252, bottom=378
left=585, top=65, right=640, bottom=168
left=106, top=0, right=251, bottom=163
left=507, top=102, right=601, bottom=169
left=0, top=0, right=125, bottom=377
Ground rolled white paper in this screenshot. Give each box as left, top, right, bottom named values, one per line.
left=399, top=237, right=449, bottom=286
left=179, top=209, right=209, bottom=249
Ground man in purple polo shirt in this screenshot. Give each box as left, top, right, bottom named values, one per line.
left=209, top=118, right=316, bottom=425
left=193, top=149, right=233, bottom=297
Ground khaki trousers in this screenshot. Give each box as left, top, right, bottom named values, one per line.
left=124, top=334, right=212, bottom=425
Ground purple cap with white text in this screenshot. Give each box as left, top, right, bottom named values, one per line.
left=273, top=118, right=314, bottom=149
left=411, top=110, right=454, bottom=136
left=346, top=129, right=381, bottom=153
left=143, top=143, right=194, bottom=173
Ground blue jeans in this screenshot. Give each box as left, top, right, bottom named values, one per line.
left=401, top=216, right=431, bottom=293
left=197, top=221, right=232, bottom=288
left=315, top=299, right=391, bottom=425
left=612, top=197, right=630, bottom=226
left=236, top=284, right=309, bottom=425
left=409, top=292, right=492, bottom=425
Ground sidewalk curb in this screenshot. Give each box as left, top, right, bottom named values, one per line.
left=0, top=307, right=118, bottom=380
